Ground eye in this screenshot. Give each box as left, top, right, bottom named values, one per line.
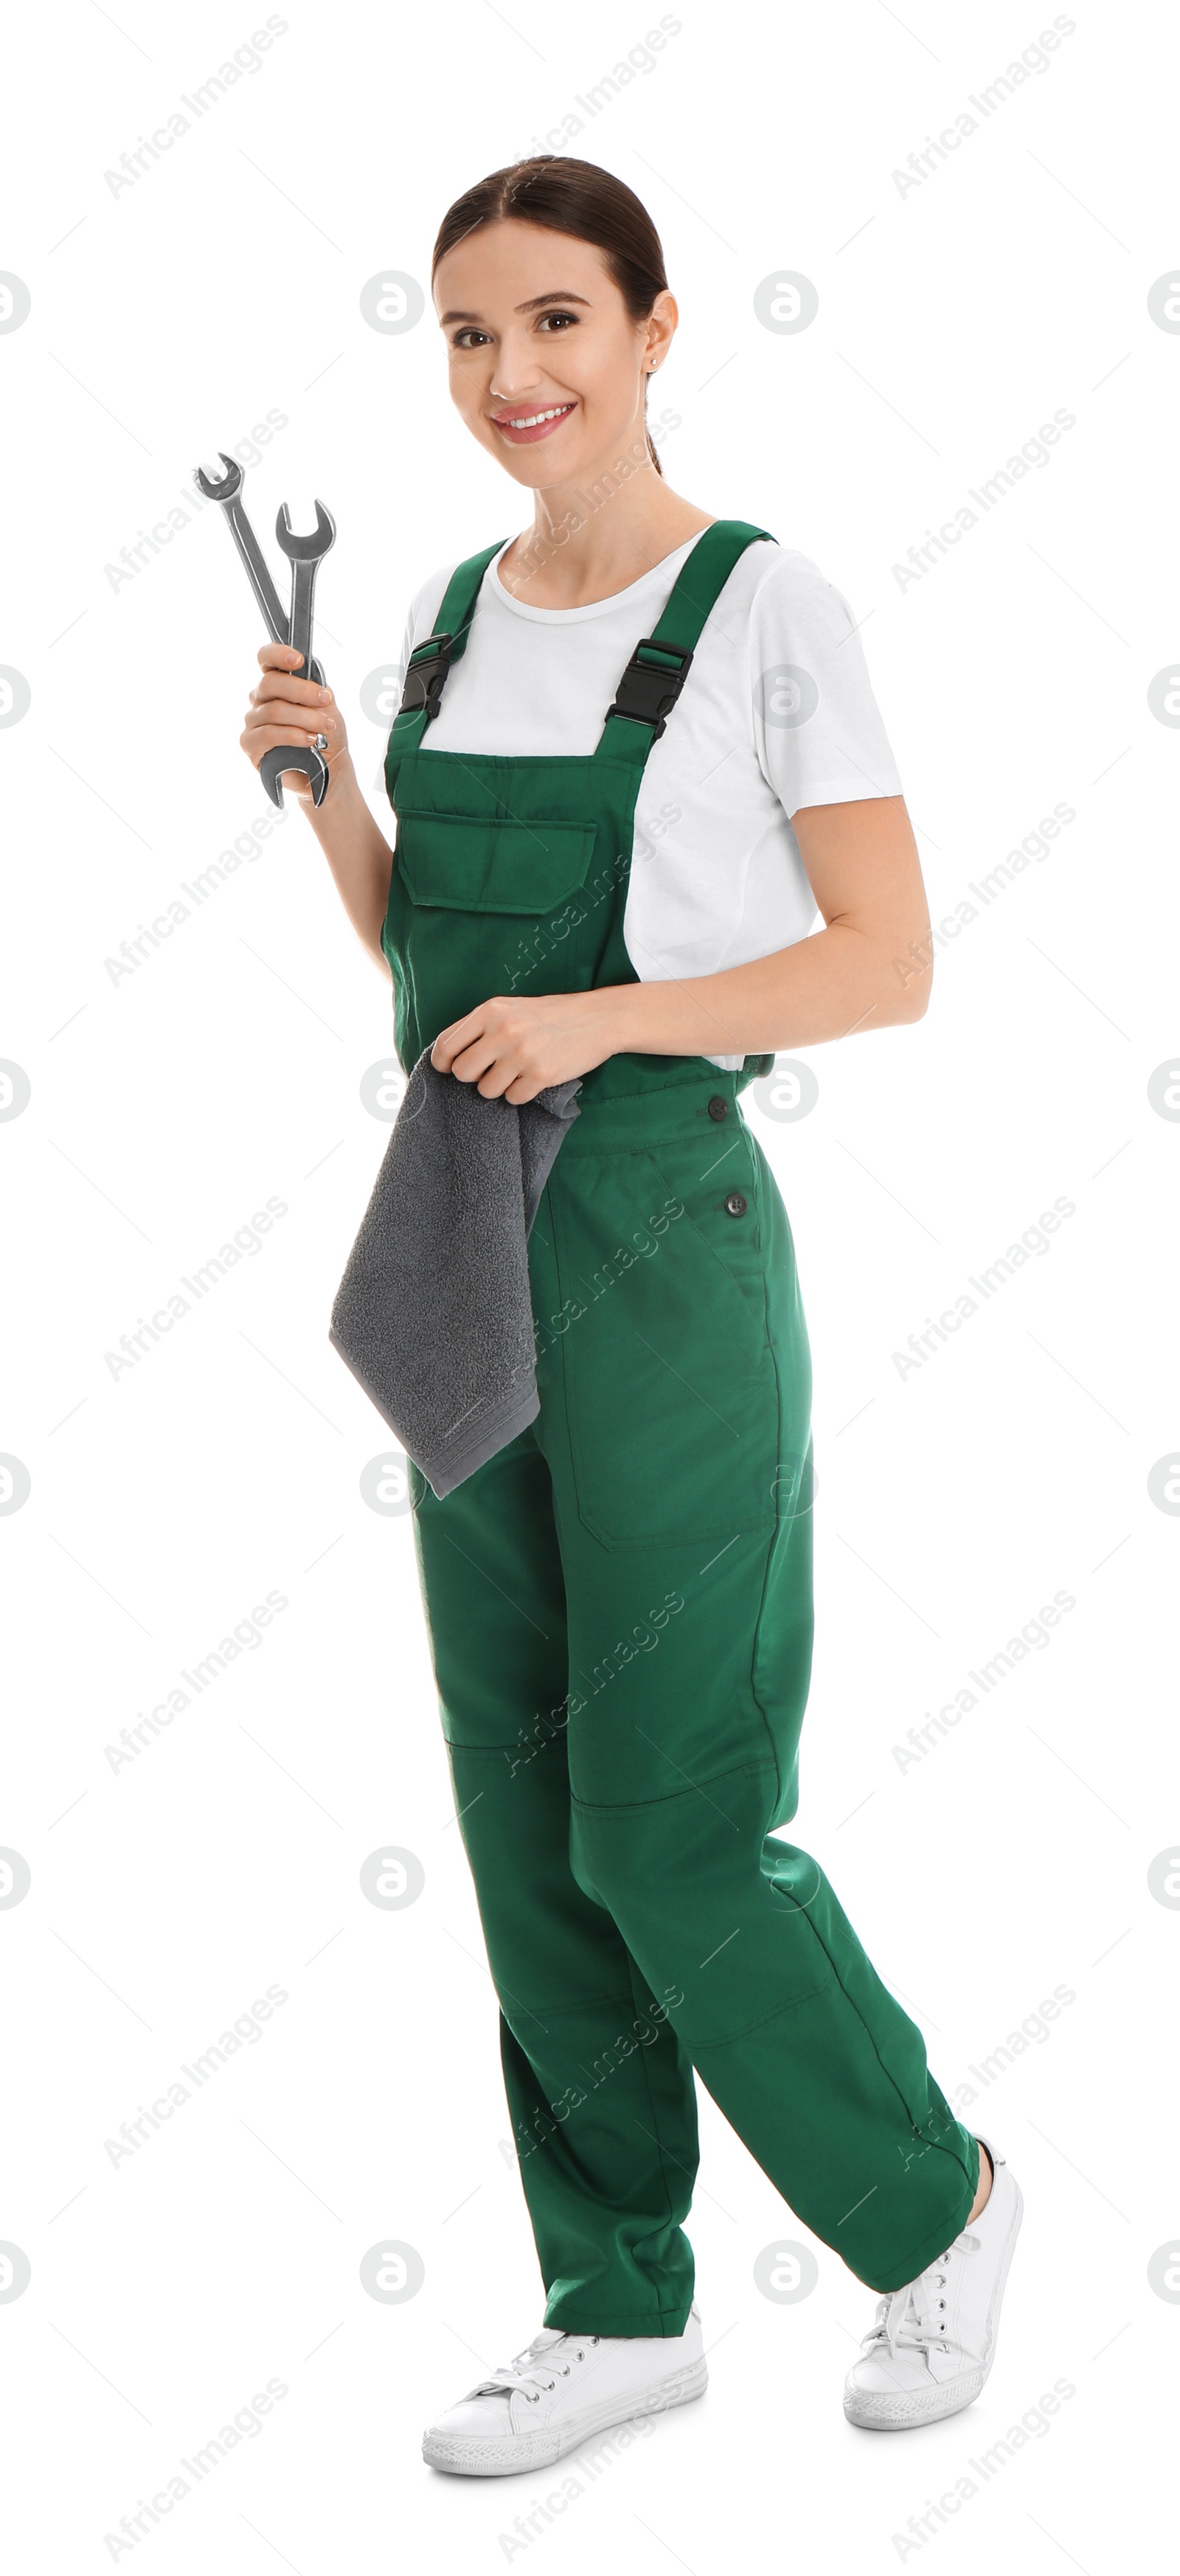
left=538, top=310, right=578, bottom=332
left=451, top=328, right=490, bottom=350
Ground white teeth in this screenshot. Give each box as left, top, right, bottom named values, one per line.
left=502, top=404, right=572, bottom=429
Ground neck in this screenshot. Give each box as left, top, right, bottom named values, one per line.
left=500, top=414, right=711, bottom=608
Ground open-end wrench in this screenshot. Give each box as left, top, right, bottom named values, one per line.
left=259, top=501, right=337, bottom=811
left=192, top=453, right=326, bottom=687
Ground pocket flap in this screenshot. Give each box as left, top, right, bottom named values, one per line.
left=397, top=812, right=597, bottom=915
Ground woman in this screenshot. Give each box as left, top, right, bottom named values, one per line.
left=241, top=156, right=1022, bottom=2476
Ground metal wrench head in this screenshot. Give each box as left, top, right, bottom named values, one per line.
left=193, top=451, right=244, bottom=502
left=260, top=745, right=330, bottom=810
left=274, top=501, right=336, bottom=561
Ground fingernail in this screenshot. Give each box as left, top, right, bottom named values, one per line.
left=317, top=687, right=329, bottom=702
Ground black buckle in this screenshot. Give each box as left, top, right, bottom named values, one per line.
left=605, top=637, right=694, bottom=740
left=398, top=631, right=454, bottom=721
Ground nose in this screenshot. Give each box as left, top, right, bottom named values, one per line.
left=487, top=328, right=554, bottom=403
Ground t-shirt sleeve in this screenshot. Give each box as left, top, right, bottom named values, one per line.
left=747, top=550, right=903, bottom=819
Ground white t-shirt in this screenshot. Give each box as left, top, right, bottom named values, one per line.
left=392, top=530, right=903, bottom=1071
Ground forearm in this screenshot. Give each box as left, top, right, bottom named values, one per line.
left=300, top=751, right=395, bottom=971
left=595, top=917, right=929, bottom=1061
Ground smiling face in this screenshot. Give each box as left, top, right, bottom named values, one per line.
left=433, top=217, right=677, bottom=492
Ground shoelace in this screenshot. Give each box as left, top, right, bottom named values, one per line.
left=471, top=2331, right=601, bottom=2406
left=861, top=2229, right=984, bottom=2361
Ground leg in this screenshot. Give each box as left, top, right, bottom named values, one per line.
left=532, top=1094, right=979, bottom=2293
left=409, top=1428, right=701, bottom=2334
left=555, top=1520, right=979, bottom=2294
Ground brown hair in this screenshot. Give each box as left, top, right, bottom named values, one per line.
left=431, top=156, right=669, bottom=477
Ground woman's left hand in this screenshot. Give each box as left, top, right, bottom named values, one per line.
left=431, top=989, right=622, bottom=1101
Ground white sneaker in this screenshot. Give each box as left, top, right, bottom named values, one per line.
left=422, top=2305, right=707, bottom=2476
left=843, top=2136, right=1024, bottom=2430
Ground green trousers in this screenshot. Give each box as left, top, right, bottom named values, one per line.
left=409, top=1060, right=978, bottom=2333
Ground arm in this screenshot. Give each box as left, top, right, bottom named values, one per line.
left=432, top=792, right=934, bottom=1101
left=241, top=641, right=395, bottom=972
left=600, top=792, right=933, bottom=1057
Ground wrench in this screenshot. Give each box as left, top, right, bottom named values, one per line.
left=192, top=452, right=326, bottom=687
left=260, top=501, right=337, bottom=811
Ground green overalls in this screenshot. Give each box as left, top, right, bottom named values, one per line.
left=382, top=520, right=979, bottom=2330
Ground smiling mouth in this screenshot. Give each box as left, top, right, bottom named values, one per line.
left=490, top=401, right=577, bottom=436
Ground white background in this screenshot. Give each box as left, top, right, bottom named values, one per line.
left=2, top=1, right=1176, bottom=2568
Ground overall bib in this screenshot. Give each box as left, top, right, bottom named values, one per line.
left=383, top=522, right=979, bottom=2330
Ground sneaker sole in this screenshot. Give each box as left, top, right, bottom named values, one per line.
left=843, top=2176, right=1024, bottom=2431
left=423, top=2354, right=708, bottom=2477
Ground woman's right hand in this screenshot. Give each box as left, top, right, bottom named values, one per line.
left=240, top=642, right=350, bottom=800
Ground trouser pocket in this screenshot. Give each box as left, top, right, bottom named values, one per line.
left=549, top=1147, right=780, bottom=1548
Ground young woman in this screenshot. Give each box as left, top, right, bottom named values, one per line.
left=241, top=156, right=1022, bottom=2476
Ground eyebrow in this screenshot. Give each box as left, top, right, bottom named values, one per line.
left=437, top=291, right=593, bottom=327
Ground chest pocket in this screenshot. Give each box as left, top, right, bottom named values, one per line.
left=389, top=809, right=603, bottom=1028
left=396, top=812, right=597, bottom=915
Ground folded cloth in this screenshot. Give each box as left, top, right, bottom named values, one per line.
left=329, top=1046, right=582, bottom=1497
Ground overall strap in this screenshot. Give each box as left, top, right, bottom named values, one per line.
left=387, top=538, right=507, bottom=751
left=592, top=519, right=777, bottom=770
left=389, top=519, right=775, bottom=761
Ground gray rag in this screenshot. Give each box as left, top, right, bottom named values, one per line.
left=329, top=1045, right=582, bottom=1497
